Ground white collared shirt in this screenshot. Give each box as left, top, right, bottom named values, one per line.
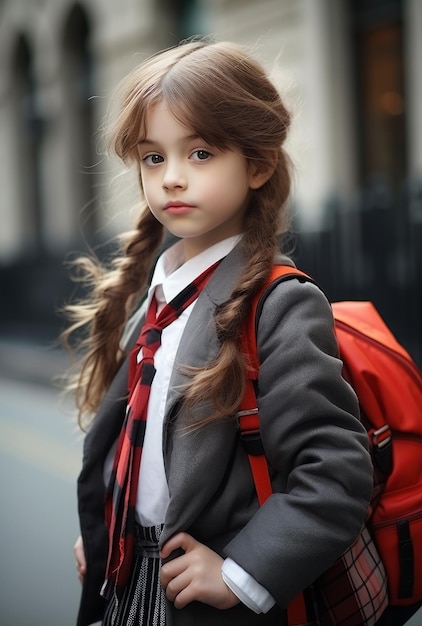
left=136, top=235, right=242, bottom=526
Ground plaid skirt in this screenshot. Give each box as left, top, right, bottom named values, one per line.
left=102, top=524, right=166, bottom=626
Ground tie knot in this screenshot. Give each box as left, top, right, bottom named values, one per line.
left=138, top=324, right=162, bottom=349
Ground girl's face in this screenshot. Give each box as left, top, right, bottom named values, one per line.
left=137, top=101, right=260, bottom=260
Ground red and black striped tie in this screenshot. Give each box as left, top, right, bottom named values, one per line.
left=103, top=260, right=220, bottom=596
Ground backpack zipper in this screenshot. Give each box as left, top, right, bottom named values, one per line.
left=335, top=319, right=422, bottom=443
left=334, top=318, right=422, bottom=389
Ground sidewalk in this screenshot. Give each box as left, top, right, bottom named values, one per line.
left=0, top=336, right=68, bottom=387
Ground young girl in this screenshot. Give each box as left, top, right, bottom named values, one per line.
left=67, top=40, right=382, bottom=626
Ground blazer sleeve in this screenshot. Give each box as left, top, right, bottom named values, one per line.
left=224, top=278, right=373, bottom=608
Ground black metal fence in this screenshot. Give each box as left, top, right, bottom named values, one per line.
left=290, top=181, right=422, bottom=367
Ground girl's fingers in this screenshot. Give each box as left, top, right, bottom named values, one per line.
left=74, top=535, right=87, bottom=583
left=160, top=533, right=240, bottom=610
left=160, top=533, right=202, bottom=589
left=161, top=553, right=187, bottom=589
left=160, top=532, right=195, bottom=559
left=164, top=569, right=191, bottom=604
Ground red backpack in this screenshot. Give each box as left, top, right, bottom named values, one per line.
left=239, top=266, right=422, bottom=626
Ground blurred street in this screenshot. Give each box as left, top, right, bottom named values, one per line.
left=0, top=372, right=83, bottom=626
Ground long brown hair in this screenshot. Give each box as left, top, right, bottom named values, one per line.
left=62, top=39, right=293, bottom=430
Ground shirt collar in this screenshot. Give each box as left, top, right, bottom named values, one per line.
left=148, top=235, right=242, bottom=308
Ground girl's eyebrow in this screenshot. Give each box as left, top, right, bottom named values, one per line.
left=137, top=138, right=158, bottom=147
left=138, top=134, right=202, bottom=146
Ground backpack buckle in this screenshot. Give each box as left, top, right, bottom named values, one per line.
left=372, top=424, right=392, bottom=449
left=237, top=408, right=259, bottom=419
left=372, top=425, right=393, bottom=476
left=237, top=408, right=264, bottom=455
left=239, top=429, right=265, bottom=456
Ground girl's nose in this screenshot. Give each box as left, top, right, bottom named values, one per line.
left=162, top=161, right=187, bottom=190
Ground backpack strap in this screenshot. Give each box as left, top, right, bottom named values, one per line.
left=238, top=265, right=313, bottom=626
left=237, top=378, right=272, bottom=506
left=238, top=264, right=313, bottom=503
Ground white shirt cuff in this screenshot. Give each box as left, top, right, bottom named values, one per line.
left=221, top=558, right=276, bottom=614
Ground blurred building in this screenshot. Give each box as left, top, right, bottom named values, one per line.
left=0, top=0, right=421, bottom=362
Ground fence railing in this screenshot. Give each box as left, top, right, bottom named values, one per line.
left=291, top=181, right=422, bottom=367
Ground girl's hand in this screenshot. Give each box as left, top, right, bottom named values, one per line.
left=160, top=533, right=240, bottom=610
left=74, top=535, right=86, bottom=584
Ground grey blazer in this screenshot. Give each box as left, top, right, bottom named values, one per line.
left=76, top=243, right=373, bottom=626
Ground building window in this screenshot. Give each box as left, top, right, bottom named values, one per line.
left=12, top=36, right=43, bottom=256
left=62, top=4, right=97, bottom=240
left=158, top=0, right=210, bottom=43
left=350, top=0, right=406, bottom=194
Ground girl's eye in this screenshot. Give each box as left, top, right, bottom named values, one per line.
left=143, top=154, right=164, bottom=166
left=191, top=149, right=211, bottom=161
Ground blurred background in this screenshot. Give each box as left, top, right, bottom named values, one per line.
left=0, top=0, right=421, bottom=625
left=0, top=0, right=421, bottom=364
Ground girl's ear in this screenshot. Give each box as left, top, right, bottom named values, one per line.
left=248, top=150, right=278, bottom=190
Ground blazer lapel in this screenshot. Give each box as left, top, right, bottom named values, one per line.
left=165, top=243, right=247, bottom=409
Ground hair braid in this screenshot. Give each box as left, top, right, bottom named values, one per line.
left=62, top=205, right=164, bottom=429
left=183, top=147, right=291, bottom=426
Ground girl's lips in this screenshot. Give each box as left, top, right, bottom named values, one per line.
left=163, top=202, right=195, bottom=215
